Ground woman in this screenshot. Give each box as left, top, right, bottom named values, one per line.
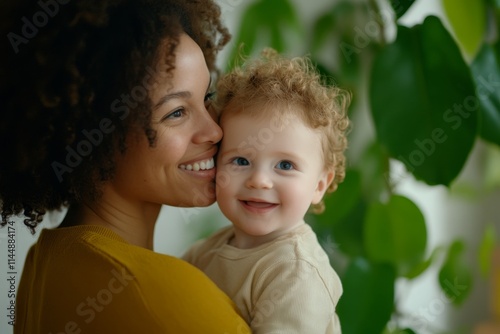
left=0, top=0, right=251, bottom=333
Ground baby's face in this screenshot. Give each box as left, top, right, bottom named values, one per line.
left=215, top=107, right=333, bottom=248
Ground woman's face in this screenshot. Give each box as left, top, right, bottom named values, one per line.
left=111, top=34, right=222, bottom=208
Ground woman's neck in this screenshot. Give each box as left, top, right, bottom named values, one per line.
left=59, top=192, right=162, bottom=250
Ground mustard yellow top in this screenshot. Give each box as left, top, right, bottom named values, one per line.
left=14, top=225, right=250, bottom=334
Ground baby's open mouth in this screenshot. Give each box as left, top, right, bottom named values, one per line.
left=243, top=201, right=277, bottom=208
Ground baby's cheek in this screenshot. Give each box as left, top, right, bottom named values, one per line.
left=280, top=183, right=314, bottom=217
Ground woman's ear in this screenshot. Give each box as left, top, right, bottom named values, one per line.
left=312, top=170, right=335, bottom=204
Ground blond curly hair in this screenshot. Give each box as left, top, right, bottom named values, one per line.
left=214, top=49, right=351, bottom=213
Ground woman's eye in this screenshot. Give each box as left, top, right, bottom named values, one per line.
left=204, top=91, right=215, bottom=108
left=276, top=161, right=294, bottom=170
left=165, top=108, right=184, bottom=119
left=204, top=91, right=215, bottom=102
left=232, top=157, right=249, bottom=166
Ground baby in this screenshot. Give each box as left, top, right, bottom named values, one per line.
left=184, top=49, right=350, bottom=333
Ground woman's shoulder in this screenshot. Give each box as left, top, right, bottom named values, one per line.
left=26, top=224, right=248, bottom=332
left=36, top=224, right=218, bottom=285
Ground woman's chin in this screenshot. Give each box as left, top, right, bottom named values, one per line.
left=172, top=184, right=216, bottom=208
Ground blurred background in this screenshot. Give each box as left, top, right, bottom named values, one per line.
left=1, top=0, right=499, bottom=333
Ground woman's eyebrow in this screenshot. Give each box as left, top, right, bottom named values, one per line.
left=153, top=78, right=212, bottom=110
left=153, top=91, right=191, bottom=110
left=206, top=77, right=213, bottom=92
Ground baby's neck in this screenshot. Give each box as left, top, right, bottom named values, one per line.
left=229, top=220, right=305, bottom=249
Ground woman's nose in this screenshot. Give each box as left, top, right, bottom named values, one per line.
left=245, top=169, right=273, bottom=189
left=194, top=107, right=223, bottom=144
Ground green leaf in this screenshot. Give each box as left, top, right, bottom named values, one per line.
left=471, top=43, right=500, bottom=146
left=311, top=60, right=340, bottom=87
left=311, top=59, right=360, bottom=108
left=311, top=11, right=336, bottom=53
left=390, top=0, right=416, bottom=19
left=315, top=169, right=362, bottom=227
left=226, top=0, right=303, bottom=69
left=382, top=328, right=418, bottom=334
left=478, top=223, right=496, bottom=278
left=364, top=195, right=427, bottom=276
left=264, top=0, right=301, bottom=53
left=310, top=1, right=368, bottom=89
left=229, top=0, right=304, bottom=66
left=400, top=329, right=417, bottom=334
left=226, top=3, right=261, bottom=70
left=337, top=258, right=395, bottom=334
left=308, top=169, right=366, bottom=257
left=405, top=245, right=445, bottom=279
left=438, top=240, right=473, bottom=306
left=442, top=0, right=487, bottom=57
left=358, top=141, right=390, bottom=200
left=269, top=0, right=302, bottom=36
left=387, top=329, right=417, bottom=334
left=310, top=1, right=357, bottom=53
left=496, top=39, right=500, bottom=60
left=485, top=0, right=500, bottom=8
left=269, top=22, right=285, bottom=53
left=336, top=2, right=371, bottom=86
left=369, top=16, right=477, bottom=186
left=484, top=143, right=500, bottom=190
left=331, top=199, right=367, bottom=257
left=487, top=0, right=500, bottom=8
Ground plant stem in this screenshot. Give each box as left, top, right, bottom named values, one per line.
left=486, top=4, right=499, bottom=43
left=368, top=0, right=387, bottom=46
left=382, top=154, right=394, bottom=200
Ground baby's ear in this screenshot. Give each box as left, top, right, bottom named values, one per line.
left=312, top=170, right=335, bottom=204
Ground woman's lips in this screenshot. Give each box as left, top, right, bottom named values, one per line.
left=179, top=157, right=216, bottom=180
left=179, top=157, right=215, bottom=171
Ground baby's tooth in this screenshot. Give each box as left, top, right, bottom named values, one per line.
left=200, top=161, right=206, bottom=170
left=193, top=163, right=200, bottom=171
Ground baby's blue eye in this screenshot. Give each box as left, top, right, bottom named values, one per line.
left=232, top=157, right=249, bottom=166
left=276, top=161, right=293, bottom=170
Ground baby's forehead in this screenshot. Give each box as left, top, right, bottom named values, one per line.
left=220, top=101, right=307, bottom=126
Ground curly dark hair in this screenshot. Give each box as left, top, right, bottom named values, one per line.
left=0, top=0, right=230, bottom=232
